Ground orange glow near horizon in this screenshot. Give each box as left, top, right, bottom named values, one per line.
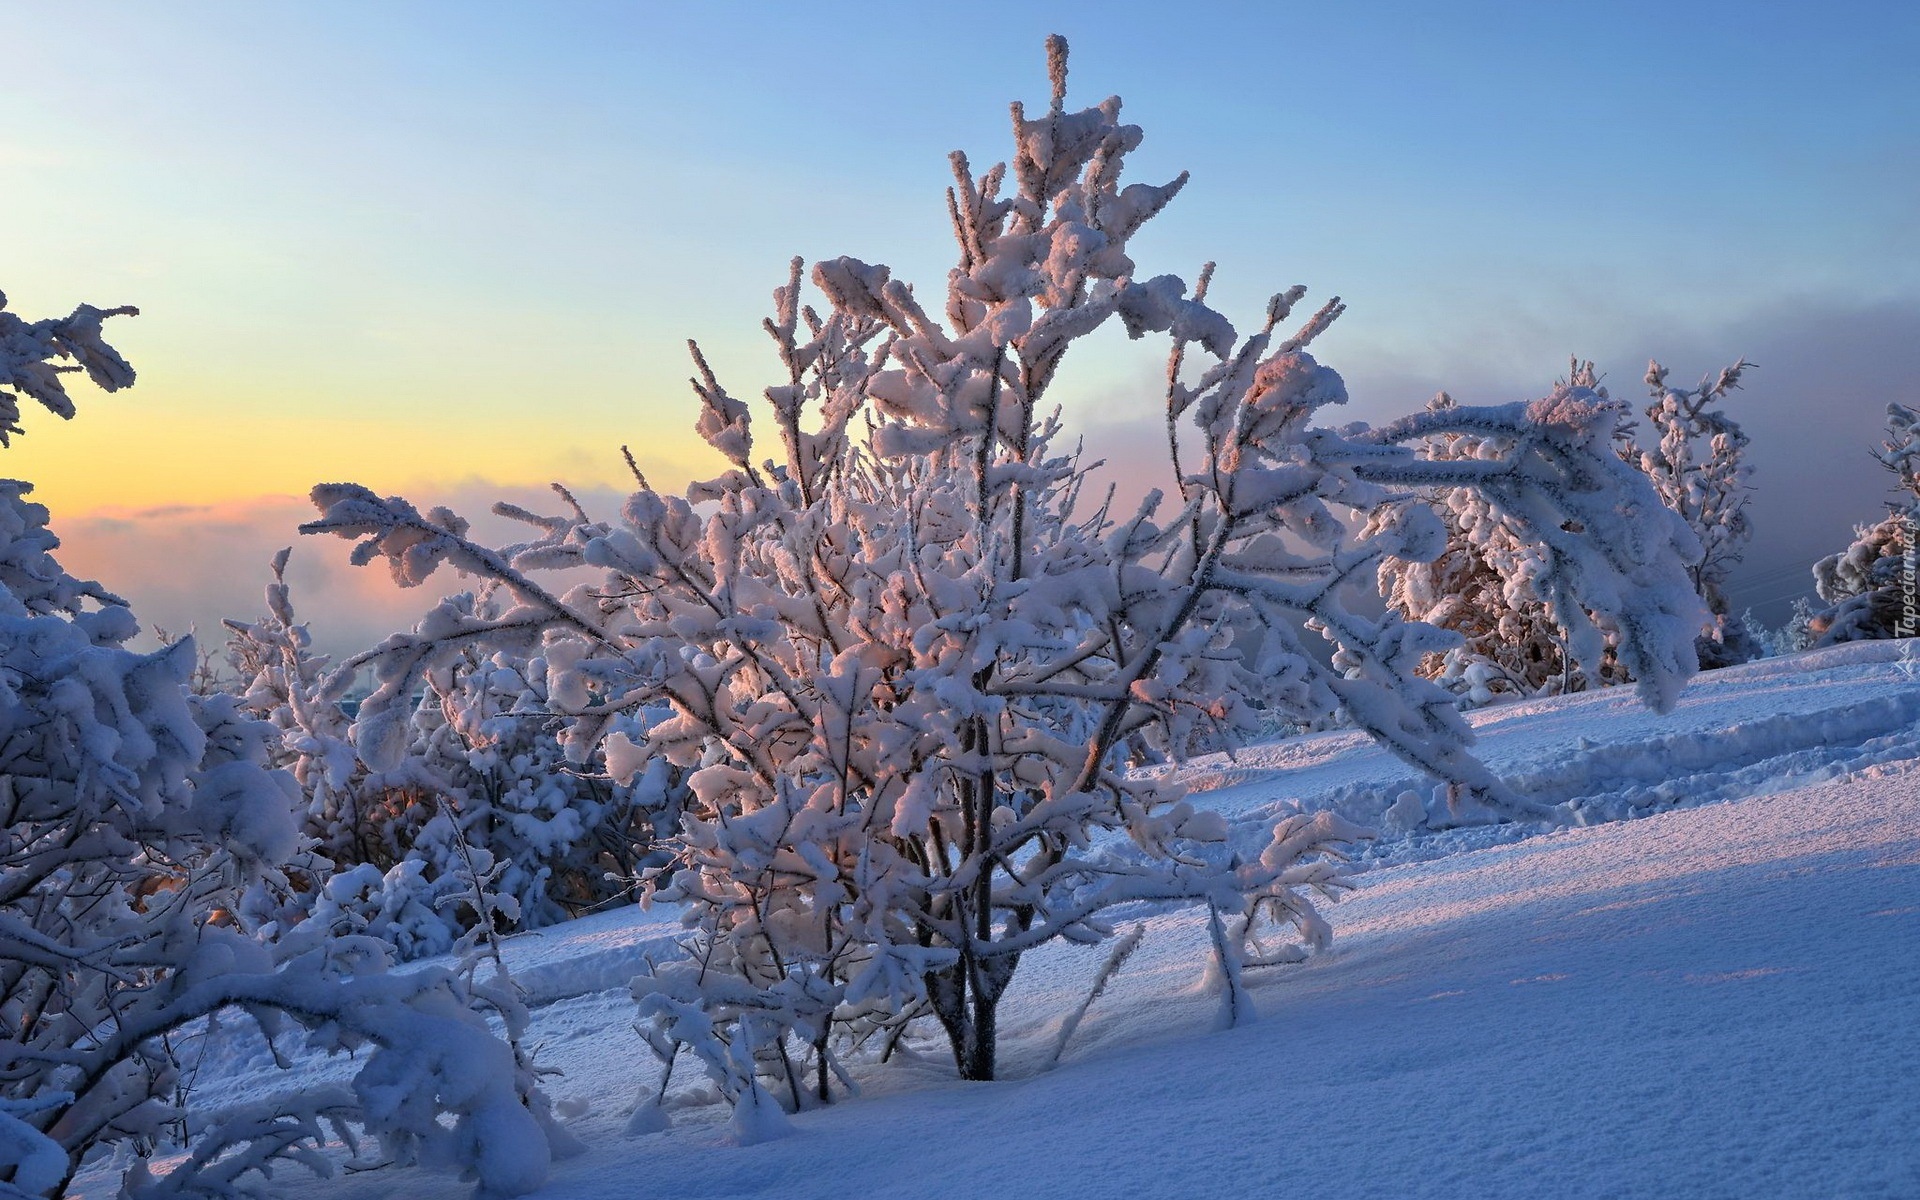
left=5, top=369, right=719, bottom=518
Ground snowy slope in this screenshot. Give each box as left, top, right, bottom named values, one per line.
left=1176, top=639, right=1920, bottom=862
left=72, top=642, right=1920, bottom=1199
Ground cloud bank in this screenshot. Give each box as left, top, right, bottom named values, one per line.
left=51, top=482, right=633, bottom=664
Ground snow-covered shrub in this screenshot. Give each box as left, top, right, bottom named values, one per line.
left=304, top=38, right=1704, bottom=1094
left=1380, top=355, right=1753, bottom=702
left=387, top=595, right=673, bottom=932
left=0, top=297, right=554, bottom=1199
left=1806, top=403, right=1920, bottom=644
left=226, top=563, right=678, bottom=958
left=1374, top=384, right=1625, bottom=703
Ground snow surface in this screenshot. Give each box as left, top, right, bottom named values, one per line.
left=73, top=642, right=1920, bottom=1199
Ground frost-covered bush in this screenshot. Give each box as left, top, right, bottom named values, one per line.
left=222, top=551, right=377, bottom=878
left=1374, top=382, right=1628, bottom=703
left=384, top=594, right=675, bottom=932
left=0, top=297, right=554, bottom=1199
left=226, top=562, right=679, bottom=958
left=1806, top=403, right=1920, bottom=644
left=1380, top=356, right=1753, bottom=703
left=304, top=38, right=1703, bottom=1101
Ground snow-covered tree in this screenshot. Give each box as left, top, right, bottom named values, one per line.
left=1806, top=402, right=1920, bottom=644
left=0, top=296, right=555, bottom=1199
left=1632, top=358, right=1760, bottom=666
left=304, top=37, right=1704, bottom=1096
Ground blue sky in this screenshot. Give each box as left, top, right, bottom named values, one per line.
left=2, top=0, right=1916, bottom=641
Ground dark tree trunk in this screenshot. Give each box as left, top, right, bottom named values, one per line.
left=964, top=969, right=999, bottom=1080
left=925, top=945, right=1019, bottom=1081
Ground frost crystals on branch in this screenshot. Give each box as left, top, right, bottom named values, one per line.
left=307, top=36, right=1704, bottom=1098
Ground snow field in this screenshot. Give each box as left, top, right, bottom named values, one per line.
left=1180, top=640, right=1920, bottom=863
